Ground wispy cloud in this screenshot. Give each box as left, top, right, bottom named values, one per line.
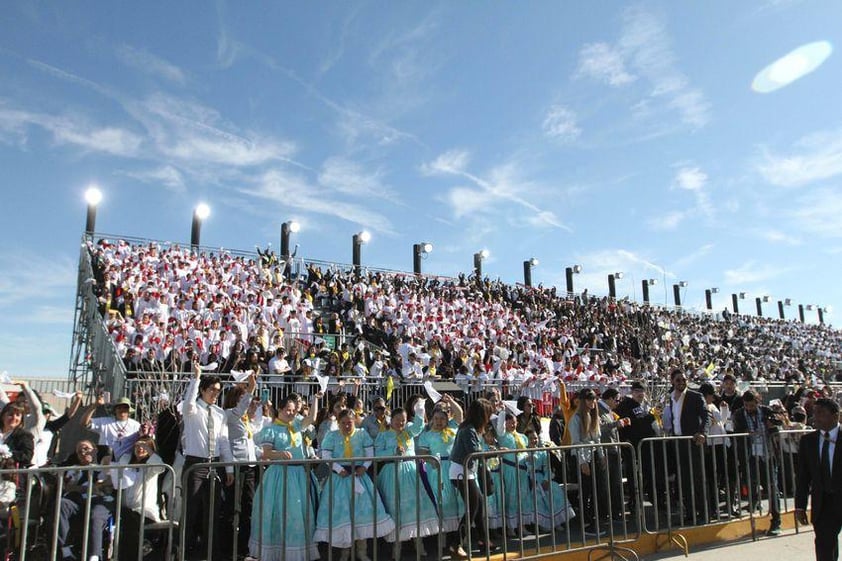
left=753, top=228, right=802, bottom=246
left=125, top=93, right=298, bottom=167
left=576, top=42, right=637, bottom=86
left=724, top=260, right=789, bottom=284
left=755, top=128, right=842, bottom=187
left=423, top=149, right=571, bottom=231
left=115, top=45, right=187, bottom=85
left=576, top=6, right=711, bottom=129
left=0, top=251, right=76, bottom=308
left=647, top=210, right=686, bottom=231
left=542, top=105, right=582, bottom=141
left=120, top=165, right=186, bottom=193
left=318, top=157, right=399, bottom=202
left=0, top=104, right=142, bottom=156
left=673, top=164, right=713, bottom=216
left=791, top=187, right=842, bottom=238
left=239, top=168, right=396, bottom=235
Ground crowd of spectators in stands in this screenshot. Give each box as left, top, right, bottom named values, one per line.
left=88, top=238, right=842, bottom=399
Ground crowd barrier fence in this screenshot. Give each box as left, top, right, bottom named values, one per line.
left=1, top=462, right=177, bottom=561
left=0, top=428, right=825, bottom=561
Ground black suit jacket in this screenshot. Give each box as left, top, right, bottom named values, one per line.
left=667, top=390, right=708, bottom=436
left=796, top=426, right=842, bottom=522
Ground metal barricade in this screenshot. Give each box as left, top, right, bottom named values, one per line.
left=637, top=431, right=793, bottom=544
left=463, top=441, right=640, bottom=560
left=178, top=454, right=444, bottom=561
left=0, top=461, right=177, bottom=561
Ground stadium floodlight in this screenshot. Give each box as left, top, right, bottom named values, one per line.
left=473, top=249, right=490, bottom=277
left=756, top=296, right=767, bottom=317
left=413, top=242, right=434, bottom=274
left=673, top=281, right=687, bottom=307
left=352, top=231, right=371, bottom=274
left=705, top=288, right=719, bottom=311
left=412, top=242, right=433, bottom=275
left=191, top=203, right=210, bottom=251
left=84, top=186, right=102, bottom=235
left=642, top=278, right=657, bottom=304
left=608, top=273, right=624, bottom=299
left=565, top=265, right=582, bottom=296
left=281, top=221, right=300, bottom=260
left=523, top=258, right=539, bottom=287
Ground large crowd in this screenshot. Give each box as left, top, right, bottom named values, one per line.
left=88, top=238, right=842, bottom=394
left=1, top=238, right=840, bottom=561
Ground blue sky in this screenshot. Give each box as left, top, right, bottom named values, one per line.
left=1, top=1, right=841, bottom=378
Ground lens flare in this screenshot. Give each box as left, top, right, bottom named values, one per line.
left=752, top=41, right=832, bottom=93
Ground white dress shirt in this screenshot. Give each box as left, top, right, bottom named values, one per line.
left=181, top=376, right=233, bottom=469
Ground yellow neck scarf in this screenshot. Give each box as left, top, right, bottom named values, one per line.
left=275, top=419, right=299, bottom=447
left=434, top=427, right=456, bottom=443
left=378, top=419, right=389, bottom=432
left=242, top=413, right=252, bottom=439
left=396, top=429, right=412, bottom=450
left=343, top=429, right=355, bottom=458
left=513, top=432, right=526, bottom=449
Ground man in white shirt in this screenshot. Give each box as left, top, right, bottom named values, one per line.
left=80, top=396, right=142, bottom=461
left=181, top=363, right=233, bottom=561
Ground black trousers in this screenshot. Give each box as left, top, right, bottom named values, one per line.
left=222, top=465, right=258, bottom=557
left=815, top=492, right=842, bottom=561
left=183, top=456, right=225, bottom=560
left=451, top=477, right=487, bottom=548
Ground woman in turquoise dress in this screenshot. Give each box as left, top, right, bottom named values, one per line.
left=482, top=427, right=504, bottom=531
left=525, top=428, right=576, bottom=530
left=373, top=402, right=439, bottom=554
left=416, top=395, right=465, bottom=546
left=496, top=411, right=536, bottom=536
left=250, top=392, right=322, bottom=561
left=314, top=409, right=394, bottom=561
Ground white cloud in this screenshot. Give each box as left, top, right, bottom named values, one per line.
left=424, top=150, right=570, bottom=231
left=115, top=45, right=187, bottom=85
left=576, top=42, right=637, bottom=86
left=445, top=186, right=494, bottom=218
left=239, top=168, right=395, bottom=235
left=542, top=105, right=581, bottom=141
left=756, top=128, right=842, bottom=187
left=318, top=157, right=398, bottom=201
left=791, top=187, right=842, bottom=238
left=0, top=105, right=141, bottom=157
left=755, top=228, right=802, bottom=246
left=422, top=149, right=471, bottom=175
left=647, top=210, right=686, bottom=230
left=121, top=165, right=186, bottom=192
left=724, top=261, right=788, bottom=284
left=126, top=93, right=297, bottom=167
left=576, top=7, right=711, bottom=129
left=673, top=166, right=707, bottom=191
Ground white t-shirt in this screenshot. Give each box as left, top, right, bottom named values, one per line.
left=90, top=416, right=141, bottom=459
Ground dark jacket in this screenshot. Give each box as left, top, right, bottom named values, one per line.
left=796, top=426, right=842, bottom=523
left=615, top=396, right=657, bottom=445
left=665, top=389, right=708, bottom=436
left=4, top=427, right=35, bottom=467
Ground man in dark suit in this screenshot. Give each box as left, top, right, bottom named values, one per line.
left=732, top=389, right=783, bottom=535
left=796, top=398, right=842, bottom=561
left=663, top=368, right=710, bottom=524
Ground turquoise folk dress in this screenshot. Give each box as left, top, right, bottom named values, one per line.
left=497, top=430, right=536, bottom=528
left=530, top=448, right=576, bottom=529
left=314, top=428, right=395, bottom=547
left=482, top=440, right=504, bottom=529
left=416, top=421, right=465, bottom=533
left=249, top=420, right=320, bottom=561
left=373, top=422, right=440, bottom=542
